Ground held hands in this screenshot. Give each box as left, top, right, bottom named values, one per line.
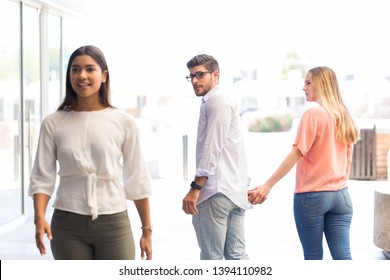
left=248, top=184, right=272, bottom=205
left=34, top=218, right=52, bottom=256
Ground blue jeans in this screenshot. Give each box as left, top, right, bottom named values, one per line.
left=192, top=193, right=248, bottom=260
left=293, top=188, right=353, bottom=260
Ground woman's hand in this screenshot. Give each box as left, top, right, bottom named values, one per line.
left=34, top=217, right=52, bottom=255
left=140, top=229, right=152, bottom=260
left=248, top=184, right=271, bottom=205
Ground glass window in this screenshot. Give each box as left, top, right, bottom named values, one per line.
left=0, top=0, right=22, bottom=226
left=48, top=14, right=62, bottom=112
left=23, top=4, right=41, bottom=216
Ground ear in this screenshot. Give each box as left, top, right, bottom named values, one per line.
left=212, top=69, right=219, bottom=80
left=102, top=69, right=108, bottom=83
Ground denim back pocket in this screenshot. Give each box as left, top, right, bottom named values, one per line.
left=295, top=192, right=323, bottom=210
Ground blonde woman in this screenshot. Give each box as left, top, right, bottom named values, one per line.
left=248, top=66, right=359, bottom=260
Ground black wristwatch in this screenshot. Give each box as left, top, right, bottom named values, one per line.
left=190, top=181, right=203, bottom=190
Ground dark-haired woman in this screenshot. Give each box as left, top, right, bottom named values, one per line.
left=29, top=45, right=153, bottom=260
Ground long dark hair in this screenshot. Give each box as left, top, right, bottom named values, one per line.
left=57, top=45, right=113, bottom=111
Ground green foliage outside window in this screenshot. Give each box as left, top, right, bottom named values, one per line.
left=248, top=113, right=293, bottom=132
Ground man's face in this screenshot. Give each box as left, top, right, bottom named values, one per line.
left=188, top=65, right=218, bottom=97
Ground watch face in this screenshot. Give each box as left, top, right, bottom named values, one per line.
left=190, top=181, right=202, bottom=190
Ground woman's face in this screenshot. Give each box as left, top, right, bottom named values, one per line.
left=70, top=54, right=107, bottom=100
left=302, top=74, right=316, bottom=102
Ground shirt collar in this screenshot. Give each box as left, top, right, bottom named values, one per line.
left=202, top=85, right=220, bottom=103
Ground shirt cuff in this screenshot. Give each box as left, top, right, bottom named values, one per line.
left=195, top=168, right=211, bottom=177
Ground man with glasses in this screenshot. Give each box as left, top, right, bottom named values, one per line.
left=182, top=54, right=250, bottom=260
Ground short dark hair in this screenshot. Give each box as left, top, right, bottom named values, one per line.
left=186, top=54, right=219, bottom=72
left=58, top=45, right=113, bottom=111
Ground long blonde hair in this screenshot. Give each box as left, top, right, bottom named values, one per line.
left=308, top=66, right=359, bottom=144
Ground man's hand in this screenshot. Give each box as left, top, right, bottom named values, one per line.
left=182, top=189, right=200, bottom=215
left=248, top=185, right=271, bottom=205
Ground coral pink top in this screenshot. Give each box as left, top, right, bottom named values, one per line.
left=293, top=106, right=353, bottom=194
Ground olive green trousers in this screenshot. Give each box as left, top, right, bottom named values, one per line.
left=50, top=209, right=135, bottom=260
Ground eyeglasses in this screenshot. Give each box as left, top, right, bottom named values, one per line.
left=186, top=71, right=213, bottom=82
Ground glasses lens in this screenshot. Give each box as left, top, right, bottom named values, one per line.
left=194, top=72, right=204, bottom=79
left=186, top=71, right=210, bottom=82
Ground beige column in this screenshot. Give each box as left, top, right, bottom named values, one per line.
left=373, top=187, right=390, bottom=258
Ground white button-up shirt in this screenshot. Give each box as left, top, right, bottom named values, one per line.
left=195, top=85, right=250, bottom=209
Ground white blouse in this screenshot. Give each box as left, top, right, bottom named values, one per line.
left=29, top=108, right=152, bottom=220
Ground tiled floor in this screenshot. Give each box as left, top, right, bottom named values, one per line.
left=0, top=178, right=388, bottom=260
